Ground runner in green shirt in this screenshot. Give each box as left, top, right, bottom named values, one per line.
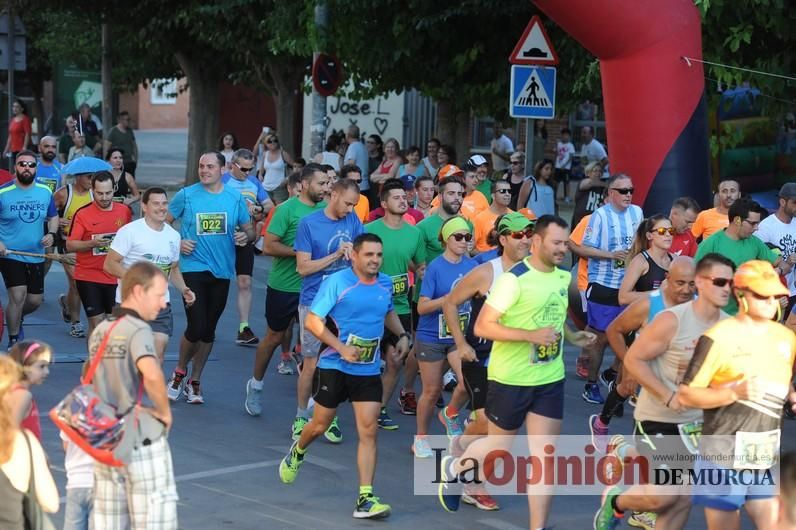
left=365, top=180, right=425, bottom=430
left=245, top=165, right=329, bottom=417
left=438, top=215, right=596, bottom=530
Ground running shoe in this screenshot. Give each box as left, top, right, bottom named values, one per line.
left=606, top=434, right=629, bottom=482
left=462, top=483, right=499, bottom=511
left=185, top=380, right=204, bottom=404
left=628, top=511, right=657, bottom=529
left=244, top=378, right=263, bottom=416
left=443, top=369, right=457, bottom=392
left=582, top=383, right=605, bottom=404
left=576, top=354, right=591, bottom=379
left=17, top=322, right=24, bottom=342
left=589, top=414, right=609, bottom=453
left=398, top=389, right=417, bottom=415
left=438, top=408, right=464, bottom=439
left=69, top=322, right=86, bottom=338
left=593, top=486, right=624, bottom=530
left=59, top=293, right=70, bottom=322
left=278, top=440, right=305, bottom=484
left=166, top=370, right=186, bottom=401
left=277, top=359, right=295, bottom=375
left=599, top=368, right=617, bottom=388
left=236, top=326, right=259, bottom=346
left=412, top=436, right=434, bottom=458
left=324, top=416, right=342, bottom=443
left=378, top=408, right=398, bottom=430
left=438, top=455, right=462, bottom=512
left=291, top=417, right=308, bottom=441
left=436, top=394, right=445, bottom=408
left=353, top=493, right=391, bottom=519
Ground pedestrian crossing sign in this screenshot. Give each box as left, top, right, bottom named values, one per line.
left=509, top=65, right=556, bottom=119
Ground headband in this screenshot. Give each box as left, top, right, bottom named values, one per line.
left=23, top=343, right=41, bottom=362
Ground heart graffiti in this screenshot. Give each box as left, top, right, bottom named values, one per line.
left=374, top=117, right=388, bottom=135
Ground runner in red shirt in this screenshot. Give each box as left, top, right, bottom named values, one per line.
left=67, top=171, right=132, bottom=339
left=669, top=196, right=700, bottom=257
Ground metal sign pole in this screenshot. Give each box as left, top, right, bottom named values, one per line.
left=6, top=8, right=14, bottom=172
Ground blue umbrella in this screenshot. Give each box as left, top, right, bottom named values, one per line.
left=62, top=157, right=112, bottom=175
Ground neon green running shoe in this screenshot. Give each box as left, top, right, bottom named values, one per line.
left=279, top=440, right=305, bottom=484
left=291, top=416, right=308, bottom=441
left=324, top=416, right=343, bottom=443
left=353, top=493, right=391, bottom=519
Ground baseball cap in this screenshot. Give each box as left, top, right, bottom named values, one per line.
left=438, top=164, right=464, bottom=181
left=466, top=154, right=488, bottom=170
left=497, top=211, right=534, bottom=233
left=778, top=182, right=796, bottom=199
left=400, top=174, right=417, bottom=190
left=733, top=260, right=789, bottom=297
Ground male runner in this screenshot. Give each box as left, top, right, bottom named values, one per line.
left=431, top=166, right=488, bottom=221
left=679, top=260, right=796, bottom=530
left=278, top=233, right=410, bottom=519
left=54, top=171, right=93, bottom=338
left=245, top=164, right=328, bottom=415
left=365, top=179, right=425, bottom=430
left=66, top=171, right=132, bottom=339
left=292, top=177, right=364, bottom=441
left=669, top=197, right=700, bottom=258
left=442, top=211, right=533, bottom=511
left=35, top=136, right=64, bottom=193
left=593, top=253, right=732, bottom=530
left=166, top=152, right=253, bottom=404
left=105, top=187, right=195, bottom=362
left=578, top=174, right=643, bottom=403
left=589, top=257, right=697, bottom=439
left=473, top=179, right=513, bottom=253
left=691, top=178, right=740, bottom=241
left=438, top=215, right=596, bottom=530
left=0, top=150, right=59, bottom=347
left=222, top=148, right=273, bottom=346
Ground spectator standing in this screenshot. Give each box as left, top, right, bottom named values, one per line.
left=90, top=262, right=178, bottom=529
left=555, top=127, right=576, bottom=203
left=571, top=161, right=607, bottom=230
left=366, top=134, right=384, bottom=183
left=490, top=122, right=514, bottom=180
left=503, top=152, right=527, bottom=210
left=517, top=159, right=556, bottom=218
left=58, top=115, right=78, bottom=164
left=257, top=131, right=293, bottom=204
left=3, top=99, right=32, bottom=168
left=103, top=111, right=139, bottom=177
left=421, top=138, right=440, bottom=180
left=217, top=132, right=239, bottom=169
left=344, top=125, right=370, bottom=196
left=67, top=131, right=95, bottom=161
left=369, top=138, right=402, bottom=208
left=580, top=126, right=609, bottom=178
left=313, top=134, right=343, bottom=173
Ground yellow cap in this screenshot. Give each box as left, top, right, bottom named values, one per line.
left=734, top=260, right=789, bottom=297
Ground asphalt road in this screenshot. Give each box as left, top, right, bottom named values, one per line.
left=25, top=252, right=793, bottom=530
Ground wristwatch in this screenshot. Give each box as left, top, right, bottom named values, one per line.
left=398, top=332, right=413, bottom=346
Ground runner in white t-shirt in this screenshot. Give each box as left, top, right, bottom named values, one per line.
left=103, top=187, right=195, bottom=362
left=756, top=182, right=796, bottom=316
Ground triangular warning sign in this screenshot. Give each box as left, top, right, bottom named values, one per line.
left=509, top=15, right=559, bottom=66
left=514, top=70, right=552, bottom=108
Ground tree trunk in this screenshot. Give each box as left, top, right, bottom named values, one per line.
left=436, top=100, right=471, bottom=166
left=176, top=52, right=220, bottom=185
left=436, top=99, right=455, bottom=146
left=268, top=59, right=306, bottom=160
left=454, top=109, right=470, bottom=167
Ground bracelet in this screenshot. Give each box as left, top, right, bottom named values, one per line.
left=46, top=232, right=56, bottom=239
left=398, top=332, right=411, bottom=342
left=665, top=391, right=676, bottom=408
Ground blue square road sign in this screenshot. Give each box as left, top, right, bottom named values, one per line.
left=510, top=65, right=556, bottom=119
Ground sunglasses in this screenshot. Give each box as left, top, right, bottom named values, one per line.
left=348, top=178, right=362, bottom=184
left=501, top=226, right=535, bottom=239
left=510, top=161, right=523, bottom=165
left=746, top=290, right=775, bottom=301
left=16, top=161, right=37, bottom=168
left=495, top=189, right=512, bottom=194
left=266, top=139, right=279, bottom=144
left=704, top=276, right=733, bottom=288
left=236, top=163, right=255, bottom=172
left=650, top=227, right=676, bottom=236
left=610, top=187, right=634, bottom=195
left=450, top=232, right=473, bottom=242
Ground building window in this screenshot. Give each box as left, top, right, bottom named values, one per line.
left=150, top=79, right=177, bottom=105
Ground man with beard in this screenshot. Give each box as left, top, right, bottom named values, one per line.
left=365, top=179, right=426, bottom=430
left=35, top=136, right=64, bottom=193
left=245, top=164, right=329, bottom=416
left=66, top=171, right=132, bottom=340
left=473, top=179, right=515, bottom=253
left=691, top=179, right=740, bottom=241
left=0, top=150, right=59, bottom=347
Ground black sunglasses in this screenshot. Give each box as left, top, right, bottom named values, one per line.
left=236, top=163, right=255, bottom=172
left=450, top=232, right=473, bottom=242
left=705, top=276, right=733, bottom=288
left=266, top=139, right=279, bottom=144
left=16, top=161, right=37, bottom=168
left=348, top=178, right=362, bottom=184
left=610, top=187, right=634, bottom=195
left=495, top=189, right=512, bottom=194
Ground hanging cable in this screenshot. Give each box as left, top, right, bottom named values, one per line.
left=682, top=56, right=796, bottom=82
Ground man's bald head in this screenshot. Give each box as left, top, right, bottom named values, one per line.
left=664, top=256, right=696, bottom=304
left=39, top=135, right=58, bottom=162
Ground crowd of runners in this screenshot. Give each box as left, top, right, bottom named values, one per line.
left=0, top=125, right=795, bottom=530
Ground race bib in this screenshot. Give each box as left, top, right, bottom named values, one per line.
left=438, top=312, right=470, bottom=340
left=734, top=429, right=780, bottom=470
left=38, top=178, right=58, bottom=193
left=345, top=334, right=380, bottom=364
left=530, top=334, right=562, bottom=365
left=91, top=233, right=116, bottom=256
left=196, top=212, right=228, bottom=235
left=391, top=273, right=409, bottom=297
left=677, top=420, right=703, bottom=455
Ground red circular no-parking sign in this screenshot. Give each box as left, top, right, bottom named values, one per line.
left=312, top=54, right=342, bottom=97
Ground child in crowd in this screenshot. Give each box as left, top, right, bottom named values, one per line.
left=61, top=432, right=95, bottom=530
left=4, top=341, right=52, bottom=440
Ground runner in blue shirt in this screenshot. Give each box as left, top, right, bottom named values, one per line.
left=35, top=136, right=64, bottom=193
left=413, top=216, right=477, bottom=457
left=166, top=151, right=254, bottom=405
left=0, top=150, right=59, bottom=346
left=279, top=232, right=410, bottom=520
left=291, top=178, right=364, bottom=442
left=221, top=148, right=273, bottom=346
